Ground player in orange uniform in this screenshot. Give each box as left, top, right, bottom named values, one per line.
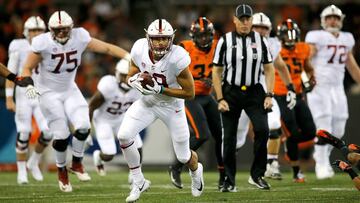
left=168, top=17, right=224, bottom=190
left=274, top=19, right=317, bottom=182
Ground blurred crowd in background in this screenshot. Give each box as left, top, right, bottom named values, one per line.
left=1, top=0, right=360, bottom=97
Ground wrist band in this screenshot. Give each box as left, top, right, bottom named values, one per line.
left=5, top=88, right=14, bottom=97
left=6, top=73, right=17, bottom=82
left=159, top=86, right=164, bottom=94
left=265, top=92, right=274, bottom=98
left=217, top=98, right=224, bottom=102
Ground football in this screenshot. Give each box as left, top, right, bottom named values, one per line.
left=139, top=72, right=154, bottom=88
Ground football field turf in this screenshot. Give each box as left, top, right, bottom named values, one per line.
left=0, top=171, right=358, bottom=202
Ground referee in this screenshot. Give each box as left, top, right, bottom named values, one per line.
left=212, top=4, right=275, bottom=191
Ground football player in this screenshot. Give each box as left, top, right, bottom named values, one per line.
left=305, top=5, right=360, bottom=179
left=21, top=11, right=131, bottom=192
left=275, top=19, right=317, bottom=182
left=235, top=13, right=295, bottom=182
left=5, top=16, right=50, bottom=184
left=89, top=59, right=143, bottom=177
left=167, top=17, right=224, bottom=190
left=118, top=19, right=204, bottom=202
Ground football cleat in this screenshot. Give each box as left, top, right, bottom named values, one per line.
left=17, top=172, right=29, bottom=185
left=69, top=162, right=91, bottom=181
left=125, top=179, right=151, bottom=203
left=348, top=144, right=360, bottom=153
left=26, top=160, right=43, bottom=181
left=316, top=129, right=345, bottom=148
left=220, top=181, right=237, bottom=192
left=293, top=171, right=306, bottom=183
left=315, top=164, right=335, bottom=180
left=189, top=163, right=204, bottom=197
left=248, top=176, right=271, bottom=190
left=264, top=161, right=282, bottom=180
left=93, top=150, right=106, bottom=176
left=58, top=167, right=72, bottom=192
left=332, top=160, right=352, bottom=172
left=168, top=166, right=183, bottom=189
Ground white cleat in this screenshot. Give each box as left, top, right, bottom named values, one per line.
left=189, top=163, right=204, bottom=197
left=69, top=163, right=91, bottom=182
left=125, top=179, right=151, bottom=203
left=26, top=162, right=43, bottom=181
left=93, top=150, right=106, bottom=176
left=58, top=167, right=72, bottom=192
left=315, top=165, right=335, bottom=180
left=59, top=180, right=73, bottom=192
left=17, top=173, right=29, bottom=185
left=264, top=161, right=282, bottom=180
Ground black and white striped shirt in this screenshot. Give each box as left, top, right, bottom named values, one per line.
left=213, top=31, right=272, bottom=87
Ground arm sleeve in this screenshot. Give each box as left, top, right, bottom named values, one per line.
left=213, top=36, right=226, bottom=66
left=261, top=36, right=273, bottom=64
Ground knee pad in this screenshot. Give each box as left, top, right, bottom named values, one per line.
left=73, top=129, right=90, bottom=141
left=37, top=132, right=53, bottom=146
left=16, top=132, right=30, bottom=153
left=101, top=154, right=114, bottom=162
left=52, top=139, right=69, bottom=152
left=269, top=128, right=282, bottom=139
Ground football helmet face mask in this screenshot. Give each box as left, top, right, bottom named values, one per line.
left=320, top=5, right=345, bottom=33
left=189, top=17, right=215, bottom=51
left=277, top=19, right=300, bottom=49
left=252, top=12, right=271, bottom=37
left=23, top=16, right=46, bottom=39
left=48, top=11, right=74, bottom=44
left=145, top=19, right=175, bottom=58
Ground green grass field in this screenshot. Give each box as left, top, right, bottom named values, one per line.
left=0, top=171, right=358, bottom=202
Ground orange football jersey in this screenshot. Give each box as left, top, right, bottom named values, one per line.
left=274, top=42, right=310, bottom=96
left=180, top=39, right=218, bottom=95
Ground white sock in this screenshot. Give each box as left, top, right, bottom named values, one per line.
left=28, top=152, right=42, bottom=166
left=314, top=144, right=329, bottom=166
left=17, top=161, right=27, bottom=174
left=55, top=151, right=67, bottom=168
left=72, top=137, right=85, bottom=157
left=267, top=154, right=278, bottom=160
left=130, top=167, right=144, bottom=185
left=120, top=140, right=143, bottom=184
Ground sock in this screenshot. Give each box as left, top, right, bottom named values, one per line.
left=55, top=151, right=67, bottom=168
left=28, top=152, right=42, bottom=166
left=72, top=137, right=85, bottom=157
left=130, top=167, right=145, bottom=185
left=120, top=139, right=143, bottom=184
left=292, top=166, right=300, bottom=178
left=17, top=161, right=27, bottom=174
left=72, top=155, right=82, bottom=163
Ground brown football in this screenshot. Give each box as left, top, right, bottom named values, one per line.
left=139, top=72, right=154, bottom=88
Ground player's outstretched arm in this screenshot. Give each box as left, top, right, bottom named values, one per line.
left=346, top=51, right=360, bottom=84
left=0, top=63, right=15, bottom=80
left=86, top=38, right=131, bottom=61
left=88, top=90, right=105, bottom=121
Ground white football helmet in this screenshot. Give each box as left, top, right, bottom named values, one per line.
left=252, top=12, right=272, bottom=31
left=23, top=16, right=46, bottom=39
left=48, top=11, right=74, bottom=44
left=145, top=19, right=175, bottom=58
left=115, top=59, right=130, bottom=82
left=320, top=5, right=345, bottom=33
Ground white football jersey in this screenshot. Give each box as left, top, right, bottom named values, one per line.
left=130, top=38, right=191, bottom=106
left=8, top=39, right=39, bottom=79
left=93, top=75, right=141, bottom=122
left=31, top=28, right=91, bottom=93
left=305, top=30, right=355, bottom=86
left=260, top=37, right=281, bottom=89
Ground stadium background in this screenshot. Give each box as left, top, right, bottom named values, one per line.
left=0, top=0, right=360, bottom=172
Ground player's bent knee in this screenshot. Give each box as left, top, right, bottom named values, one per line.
left=37, top=132, right=53, bottom=146
left=269, top=128, right=282, bottom=139
left=16, top=132, right=30, bottom=153
left=52, top=139, right=69, bottom=152
left=73, top=129, right=90, bottom=141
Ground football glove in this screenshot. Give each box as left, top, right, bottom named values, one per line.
left=15, top=76, right=34, bottom=87
left=128, top=73, right=145, bottom=93
left=25, top=85, right=39, bottom=99
left=286, top=84, right=296, bottom=110
left=143, top=78, right=164, bottom=95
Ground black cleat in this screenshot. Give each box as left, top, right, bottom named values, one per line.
left=316, top=129, right=345, bottom=148
left=248, top=176, right=270, bottom=190
left=168, top=166, right=183, bottom=189
left=220, top=181, right=237, bottom=192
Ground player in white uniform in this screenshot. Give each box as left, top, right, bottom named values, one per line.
left=305, top=5, right=360, bottom=179
left=236, top=13, right=295, bottom=181
left=89, top=59, right=143, bottom=177
left=118, top=19, right=204, bottom=202
left=21, top=11, right=131, bottom=192
left=5, top=16, right=50, bottom=185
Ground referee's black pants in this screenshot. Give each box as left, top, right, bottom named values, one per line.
left=222, top=83, right=269, bottom=186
